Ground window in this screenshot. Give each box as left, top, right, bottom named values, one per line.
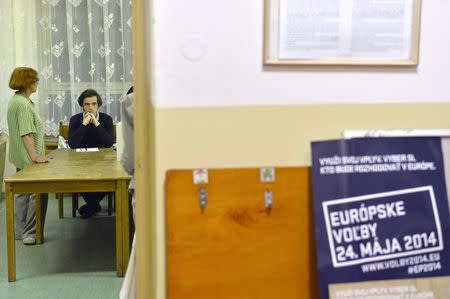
left=36, top=0, right=133, bottom=135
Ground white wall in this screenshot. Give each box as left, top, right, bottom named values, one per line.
left=154, top=1, right=450, bottom=108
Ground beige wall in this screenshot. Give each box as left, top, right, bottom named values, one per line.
left=153, top=103, right=450, bottom=299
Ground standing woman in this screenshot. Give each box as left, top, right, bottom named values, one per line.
left=7, top=67, right=48, bottom=245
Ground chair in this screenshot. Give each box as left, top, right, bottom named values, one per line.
left=57, top=121, right=116, bottom=218
left=0, top=134, right=7, bottom=195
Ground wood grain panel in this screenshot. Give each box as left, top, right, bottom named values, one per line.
left=166, top=167, right=318, bottom=299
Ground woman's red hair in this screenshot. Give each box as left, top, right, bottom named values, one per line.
left=9, top=67, right=38, bottom=92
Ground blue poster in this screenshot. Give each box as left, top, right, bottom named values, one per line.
left=311, top=137, right=450, bottom=299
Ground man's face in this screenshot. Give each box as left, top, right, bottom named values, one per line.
left=83, top=96, right=98, bottom=114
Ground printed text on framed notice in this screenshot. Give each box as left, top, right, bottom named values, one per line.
left=263, top=0, right=422, bottom=66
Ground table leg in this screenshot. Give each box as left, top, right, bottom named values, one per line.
left=41, top=194, right=48, bottom=233
left=72, top=193, right=78, bottom=217
left=6, top=183, right=16, bottom=282
left=116, top=180, right=124, bottom=276
left=57, top=193, right=64, bottom=219
left=36, top=194, right=42, bottom=245
left=121, top=180, right=130, bottom=273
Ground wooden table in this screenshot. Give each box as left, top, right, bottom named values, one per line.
left=4, top=148, right=132, bottom=282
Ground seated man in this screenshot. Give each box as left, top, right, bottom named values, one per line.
left=68, top=88, right=114, bottom=218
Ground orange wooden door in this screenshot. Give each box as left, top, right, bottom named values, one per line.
left=166, top=167, right=319, bottom=299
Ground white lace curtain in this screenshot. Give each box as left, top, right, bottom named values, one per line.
left=0, top=0, right=133, bottom=136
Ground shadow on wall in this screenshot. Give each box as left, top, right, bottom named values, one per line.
left=0, top=134, right=6, bottom=196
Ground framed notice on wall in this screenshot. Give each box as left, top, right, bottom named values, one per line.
left=264, top=0, right=422, bottom=66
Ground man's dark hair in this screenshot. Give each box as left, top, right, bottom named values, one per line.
left=77, top=89, right=103, bottom=107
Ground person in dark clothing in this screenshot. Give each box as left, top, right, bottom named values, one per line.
left=126, top=86, right=133, bottom=95
left=68, top=89, right=114, bottom=218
